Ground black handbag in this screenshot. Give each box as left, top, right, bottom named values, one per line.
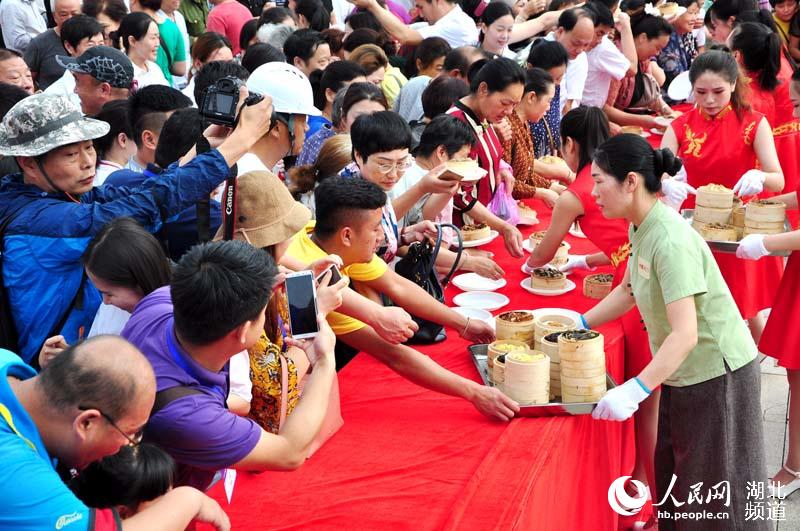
left=393, top=223, right=463, bottom=344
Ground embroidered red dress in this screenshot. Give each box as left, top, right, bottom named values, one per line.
left=569, top=165, right=651, bottom=378
left=447, top=102, right=501, bottom=227
left=672, top=105, right=783, bottom=319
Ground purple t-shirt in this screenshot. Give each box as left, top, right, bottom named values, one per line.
left=121, top=286, right=261, bottom=490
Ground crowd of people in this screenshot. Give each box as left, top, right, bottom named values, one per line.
left=0, top=0, right=799, bottom=529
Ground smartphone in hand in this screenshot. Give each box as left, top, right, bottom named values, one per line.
left=285, top=271, right=319, bottom=339
left=315, top=264, right=342, bottom=285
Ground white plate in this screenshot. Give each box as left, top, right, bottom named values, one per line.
left=654, top=116, right=673, bottom=128
left=452, top=272, right=507, bottom=292
left=668, top=71, right=692, bottom=102
left=650, top=128, right=664, bottom=136
left=451, top=306, right=493, bottom=325
left=568, top=223, right=586, bottom=239
left=452, top=290, right=510, bottom=311
left=520, top=262, right=570, bottom=275
left=517, top=215, right=539, bottom=226
left=520, top=278, right=577, bottom=296
left=528, top=307, right=582, bottom=323
left=522, top=239, right=572, bottom=253
left=459, top=167, right=488, bottom=183
left=462, top=230, right=499, bottom=248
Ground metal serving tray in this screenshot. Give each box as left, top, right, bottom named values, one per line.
left=681, top=209, right=790, bottom=257
left=469, top=344, right=617, bottom=418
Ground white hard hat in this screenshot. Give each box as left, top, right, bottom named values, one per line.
left=247, top=62, right=321, bottom=116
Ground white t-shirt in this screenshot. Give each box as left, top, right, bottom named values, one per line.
left=415, top=5, right=479, bottom=48
left=182, top=77, right=197, bottom=107
left=583, top=37, right=630, bottom=108
left=388, top=162, right=455, bottom=243
left=133, top=60, right=169, bottom=88
left=43, top=70, right=81, bottom=109
left=546, top=32, right=588, bottom=110
left=212, top=152, right=270, bottom=202
left=331, top=0, right=355, bottom=29
left=95, top=161, right=123, bottom=186
left=228, top=350, right=253, bottom=403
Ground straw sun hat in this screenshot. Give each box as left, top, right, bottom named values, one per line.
left=214, top=170, right=311, bottom=247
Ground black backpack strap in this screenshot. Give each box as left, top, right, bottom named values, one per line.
left=159, top=35, right=173, bottom=66
left=439, top=223, right=463, bottom=287
left=151, top=386, right=204, bottom=415
left=0, top=207, right=26, bottom=352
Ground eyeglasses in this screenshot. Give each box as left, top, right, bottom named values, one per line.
left=79, top=406, right=143, bottom=447
left=371, top=157, right=413, bottom=175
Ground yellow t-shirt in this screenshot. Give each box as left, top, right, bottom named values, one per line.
left=774, top=13, right=791, bottom=44
left=287, top=221, right=388, bottom=335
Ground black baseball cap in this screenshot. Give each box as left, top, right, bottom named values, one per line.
left=56, top=46, right=134, bottom=89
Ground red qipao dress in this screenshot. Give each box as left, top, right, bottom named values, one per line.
left=569, top=165, right=651, bottom=378
left=671, top=105, right=783, bottom=319
left=447, top=102, right=501, bottom=227
left=747, top=58, right=800, bottom=225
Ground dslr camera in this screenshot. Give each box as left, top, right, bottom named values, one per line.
left=200, top=76, right=265, bottom=127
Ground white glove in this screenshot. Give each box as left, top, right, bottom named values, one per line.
left=660, top=178, right=697, bottom=211
left=559, top=254, right=595, bottom=272
left=592, top=378, right=651, bottom=421
left=736, top=234, right=770, bottom=260
left=732, top=169, right=766, bottom=197
left=673, top=165, right=688, bottom=183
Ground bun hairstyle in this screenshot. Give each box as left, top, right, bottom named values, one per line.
left=111, top=12, right=155, bottom=53
left=729, top=22, right=782, bottom=91
left=469, top=57, right=526, bottom=94
left=689, top=50, right=750, bottom=116
left=593, top=134, right=682, bottom=194
left=560, top=106, right=610, bottom=171
left=288, top=133, right=353, bottom=198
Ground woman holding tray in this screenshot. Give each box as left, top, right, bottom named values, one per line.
left=583, top=134, right=767, bottom=530
left=735, top=68, right=800, bottom=500
left=660, top=50, right=784, bottom=342
left=524, top=107, right=657, bottom=526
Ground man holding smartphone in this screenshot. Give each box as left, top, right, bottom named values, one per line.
left=287, top=176, right=520, bottom=421
left=122, top=240, right=342, bottom=490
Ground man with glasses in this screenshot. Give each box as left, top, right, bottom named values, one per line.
left=0, top=335, right=231, bottom=530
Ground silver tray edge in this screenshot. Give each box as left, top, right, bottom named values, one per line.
left=681, top=208, right=791, bottom=257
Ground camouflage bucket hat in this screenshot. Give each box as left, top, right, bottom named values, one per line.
left=0, top=93, right=110, bottom=157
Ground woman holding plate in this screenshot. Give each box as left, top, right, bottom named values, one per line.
left=525, top=108, right=657, bottom=508
left=583, top=133, right=767, bottom=530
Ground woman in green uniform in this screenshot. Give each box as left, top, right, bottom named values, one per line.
left=581, top=134, right=767, bottom=529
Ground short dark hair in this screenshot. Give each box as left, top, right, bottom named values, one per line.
left=138, top=0, right=162, bottom=11
left=193, top=60, right=249, bottom=110
left=770, top=0, right=797, bottom=7
left=341, top=81, right=387, bottom=120
left=38, top=338, right=138, bottom=420
left=350, top=110, right=412, bottom=162
left=155, top=108, right=203, bottom=168
left=295, top=0, right=331, bottom=31
left=321, top=27, right=345, bottom=55
left=416, top=115, right=475, bottom=158
left=259, top=6, right=296, bottom=26
left=171, top=241, right=278, bottom=345
left=61, top=14, right=104, bottom=50
left=0, top=48, right=23, bottom=62
left=584, top=1, right=615, bottom=27
left=128, top=85, right=192, bottom=149
left=69, top=443, right=175, bottom=510
left=557, top=7, right=595, bottom=31
left=404, top=36, right=451, bottom=78
left=631, top=14, right=673, bottom=39
left=82, top=0, right=128, bottom=23
left=310, top=60, right=365, bottom=110
left=421, top=75, right=469, bottom=118
left=239, top=18, right=259, bottom=52
left=93, top=99, right=133, bottom=159
left=342, top=28, right=379, bottom=53
left=0, top=82, right=29, bottom=119
left=314, top=176, right=387, bottom=239
left=190, top=31, right=232, bottom=65
left=527, top=39, right=569, bottom=69
left=83, top=217, right=172, bottom=295
left=443, top=45, right=485, bottom=77
left=241, top=43, right=286, bottom=73
left=283, top=28, right=326, bottom=65
left=345, top=10, right=382, bottom=32
left=469, top=57, right=525, bottom=94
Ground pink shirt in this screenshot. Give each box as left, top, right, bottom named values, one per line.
left=206, top=0, right=253, bottom=55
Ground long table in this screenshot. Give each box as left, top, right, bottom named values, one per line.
left=201, top=199, right=635, bottom=530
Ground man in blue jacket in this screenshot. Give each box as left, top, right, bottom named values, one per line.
left=0, top=90, right=273, bottom=365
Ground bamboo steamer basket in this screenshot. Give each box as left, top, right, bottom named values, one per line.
left=493, top=354, right=506, bottom=387
left=744, top=218, right=785, bottom=231
left=487, top=340, right=528, bottom=383
left=534, top=314, right=577, bottom=350
left=744, top=225, right=785, bottom=236
left=693, top=205, right=732, bottom=224
left=583, top=274, right=614, bottom=300
left=542, top=331, right=565, bottom=400
left=557, top=329, right=604, bottom=363
left=746, top=200, right=786, bottom=223
left=559, top=360, right=607, bottom=378
left=549, top=362, right=561, bottom=400
left=696, top=184, right=734, bottom=209
left=503, top=351, right=550, bottom=404
left=698, top=223, right=736, bottom=242
left=495, top=310, right=536, bottom=348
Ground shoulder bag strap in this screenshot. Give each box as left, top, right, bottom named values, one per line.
left=151, top=386, right=204, bottom=415
left=439, top=223, right=463, bottom=286
left=159, top=35, right=173, bottom=66
left=278, top=353, right=289, bottom=430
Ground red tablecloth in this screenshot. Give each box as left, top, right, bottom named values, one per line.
left=201, top=200, right=635, bottom=531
